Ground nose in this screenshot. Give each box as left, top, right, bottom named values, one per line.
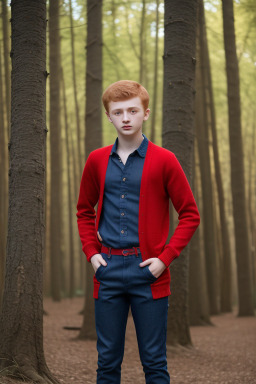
left=122, top=111, right=130, bottom=122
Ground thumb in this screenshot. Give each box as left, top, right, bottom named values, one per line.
left=100, top=255, right=107, bottom=266
left=139, top=258, right=152, bottom=267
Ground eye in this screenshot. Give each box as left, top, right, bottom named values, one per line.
left=131, top=110, right=137, bottom=114
left=114, top=111, right=121, bottom=116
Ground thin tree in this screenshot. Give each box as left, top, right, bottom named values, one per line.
left=150, top=0, right=160, bottom=143
left=1, top=0, right=11, bottom=137
left=49, top=0, right=62, bottom=301
left=201, top=1, right=232, bottom=313
left=0, top=42, right=8, bottom=310
left=221, top=0, right=254, bottom=316
left=196, top=0, right=219, bottom=315
left=189, top=126, right=211, bottom=325
left=60, top=66, right=75, bottom=297
left=0, top=1, right=59, bottom=382
left=139, top=0, right=146, bottom=84
left=248, top=115, right=256, bottom=306
left=69, top=0, right=83, bottom=174
left=163, top=0, right=198, bottom=346
left=79, top=0, right=103, bottom=340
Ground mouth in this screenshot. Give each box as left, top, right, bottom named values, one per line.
left=122, top=125, right=132, bottom=129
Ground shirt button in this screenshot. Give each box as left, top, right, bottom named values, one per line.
left=121, top=194, right=125, bottom=198
left=121, top=230, right=124, bottom=234
left=121, top=212, right=125, bottom=216
left=123, top=177, right=126, bottom=181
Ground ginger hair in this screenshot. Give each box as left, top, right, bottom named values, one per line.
left=102, top=80, right=149, bottom=113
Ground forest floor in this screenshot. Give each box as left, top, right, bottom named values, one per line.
left=1, top=297, right=256, bottom=384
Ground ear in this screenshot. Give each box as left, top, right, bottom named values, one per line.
left=105, top=111, right=113, bottom=123
left=143, top=108, right=150, bottom=121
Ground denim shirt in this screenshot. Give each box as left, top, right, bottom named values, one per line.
left=98, top=133, right=148, bottom=248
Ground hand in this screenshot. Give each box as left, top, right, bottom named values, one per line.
left=97, top=231, right=103, bottom=242
left=139, top=258, right=166, bottom=278
left=91, top=253, right=107, bottom=273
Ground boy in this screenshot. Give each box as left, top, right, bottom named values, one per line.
left=76, top=80, right=200, bottom=384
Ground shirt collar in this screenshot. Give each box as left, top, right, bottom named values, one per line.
left=110, top=133, right=148, bottom=158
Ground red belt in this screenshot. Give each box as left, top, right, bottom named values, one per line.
left=101, top=245, right=140, bottom=257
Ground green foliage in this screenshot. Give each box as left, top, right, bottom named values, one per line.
left=46, top=0, right=165, bottom=146
left=205, top=0, right=256, bottom=196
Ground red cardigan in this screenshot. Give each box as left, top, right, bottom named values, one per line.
left=76, top=139, right=200, bottom=299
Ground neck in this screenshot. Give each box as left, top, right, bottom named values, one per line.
left=117, top=131, right=144, bottom=153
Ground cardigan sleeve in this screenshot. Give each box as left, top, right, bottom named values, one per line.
left=76, top=153, right=101, bottom=262
left=158, top=153, right=200, bottom=267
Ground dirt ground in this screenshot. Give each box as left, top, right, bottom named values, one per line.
left=1, top=297, right=256, bottom=384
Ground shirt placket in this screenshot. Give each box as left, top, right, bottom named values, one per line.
left=119, top=156, right=133, bottom=243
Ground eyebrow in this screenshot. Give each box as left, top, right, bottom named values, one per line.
left=111, top=107, right=140, bottom=112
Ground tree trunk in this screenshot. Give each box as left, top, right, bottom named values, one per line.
left=196, top=0, right=220, bottom=315
left=248, top=116, right=256, bottom=307
left=221, top=0, right=254, bottom=316
left=1, top=0, right=11, bottom=138
left=49, top=0, right=62, bottom=301
left=163, top=0, right=198, bottom=346
left=150, top=0, right=159, bottom=144
left=139, top=0, right=146, bottom=84
left=79, top=0, right=103, bottom=340
left=0, top=42, right=9, bottom=310
left=202, top=2, right=232, bottom=312
left=189, top=140, right=212, bottom=325
left=69, top=0, right=83, bottom=175
left=0, top=1, right=59, bottom=382
left=60, top=66, right=75, bottom=298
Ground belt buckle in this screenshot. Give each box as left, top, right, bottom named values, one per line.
left=122, top=249, right=129, bottom=256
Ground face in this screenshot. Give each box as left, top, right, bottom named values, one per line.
left=106, top=97, right=150, bottom=138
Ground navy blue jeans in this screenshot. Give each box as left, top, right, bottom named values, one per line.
left=94, top=249, right=170, bottom=384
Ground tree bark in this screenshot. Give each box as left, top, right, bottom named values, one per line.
left=1, top=0, right=11, bottom=138
left=189, top=137, right=212, bottom=325
left=79, top=0, right=103, bottom=340
left=139, top=0, right=146, bottom=85
left=60, top=66, right=75, bottom=298
left=221, top=0, right=254, bottom=316
left=196, top=0, right=220, bottom=315
left=0, top=1, right=59, bottom=382
left=163, top=0, right=198, bottom=346
left=248, top=115, right=256, bottom=307
left=49, top=0, right=62, bottom=301
left=201, top=1, right=232, bottom=313
left=150, top=0, right=159, bottom=144
left=0, top=42, right=8, bottom=310
left=69, top=0, right=83, bottom=175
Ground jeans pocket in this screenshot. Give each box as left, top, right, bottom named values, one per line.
left=95, top=264, right=104, bottom=280
left=95, top=253, right=109, bottom=280
left=143, top=265, right=158, bottom=282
